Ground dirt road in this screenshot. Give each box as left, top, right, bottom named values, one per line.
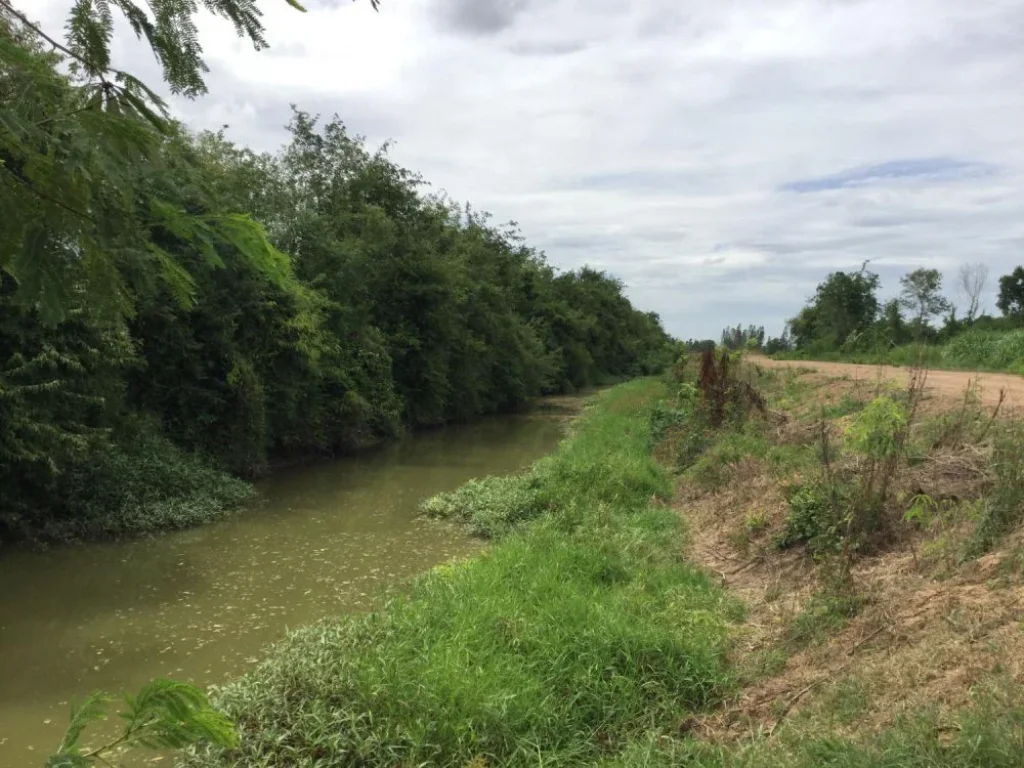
left=754, top=357, right=1024, bottom=411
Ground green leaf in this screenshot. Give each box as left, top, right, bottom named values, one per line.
left=56, top=690, right=111, bottom=755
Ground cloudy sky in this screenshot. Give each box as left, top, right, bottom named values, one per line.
left=35, top=0, right=1024, bottom=338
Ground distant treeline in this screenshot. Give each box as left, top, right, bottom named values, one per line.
left=0, top=30, right=673, bottom=544
left=718, top=262, right=1024, bottom=371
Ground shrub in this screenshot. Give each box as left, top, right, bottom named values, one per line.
left=1, top=419, right=252, bottom=544
left=777, top=481, right=849, bottom=556
left=845, top=396, right=908, bottom=461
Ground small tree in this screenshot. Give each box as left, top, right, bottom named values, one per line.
left=957, top=262, right=989, bottom=322
left=997, top=266, right=1024, bottom=319
left=899, top=268, right=950, bottom=329
left=788, top=266, right=880, bottom=350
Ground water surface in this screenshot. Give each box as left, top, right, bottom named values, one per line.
left=0, top=407, right=574, bottom=766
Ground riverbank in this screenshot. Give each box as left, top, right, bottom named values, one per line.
left=1, top=391, right=594, bottom=551
left=181, top=367, right=1024, bottom=766
left=183, top=380, right=739, bottom=766
left=1, top=409, right=578, bottom=767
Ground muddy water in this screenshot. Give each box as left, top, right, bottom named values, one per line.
left=0, top=406, right=575, bottom=766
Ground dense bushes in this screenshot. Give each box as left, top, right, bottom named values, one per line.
left=183, top=381, right=736, bottom=767
left=0, top=29, right=674, bottom=545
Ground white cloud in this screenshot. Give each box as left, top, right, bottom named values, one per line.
left=29, top=0, right=1024, bottom=337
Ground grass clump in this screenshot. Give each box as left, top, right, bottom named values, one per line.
left=185, top=380, right=736, bottom=767
left=420, top=473, right=544, bottom=537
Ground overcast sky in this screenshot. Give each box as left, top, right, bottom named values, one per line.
left=35, top=0, right=1024, bottom=338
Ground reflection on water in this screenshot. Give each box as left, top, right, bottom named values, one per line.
left=0, top=410, right=572, bottom=766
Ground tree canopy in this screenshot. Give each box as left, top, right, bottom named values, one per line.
left=788, top=267, right=880, bottom=351
left=997, top=267, right=1024, bottom=319
left=0, top=19, right=674, bottom=544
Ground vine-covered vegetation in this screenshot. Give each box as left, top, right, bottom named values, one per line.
left=0, top=7, right=673, bottom=545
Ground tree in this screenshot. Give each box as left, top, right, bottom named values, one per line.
left=898, top=268, right=950, bottom=327
left=957, top=262, right=989, bottom=322
left=788, top=266, right=880, bottom=350
left=0, top=0, right=373, bottom=322
left=997, top=266, right=1024, bottom=319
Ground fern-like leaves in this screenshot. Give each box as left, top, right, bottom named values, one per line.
left=47, top=679, right=237, bottom=766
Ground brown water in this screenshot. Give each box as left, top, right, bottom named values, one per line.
left=0, top=408, right=573, bottom=766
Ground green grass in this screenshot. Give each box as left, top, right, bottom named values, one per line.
left=184, top=380, right=739, bottom=767
left=775, top=328, right=1024, bottom=375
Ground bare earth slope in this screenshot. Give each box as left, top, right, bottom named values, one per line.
left=674, top=360, right=1024, bottom=741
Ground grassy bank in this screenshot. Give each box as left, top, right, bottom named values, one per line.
left=175, top=368, right=1024, bottom=767
left=183, top=380, right=738, bottom=766
left=775, top=327, right=1024, bottom=374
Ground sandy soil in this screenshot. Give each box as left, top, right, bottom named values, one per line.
left=754, top=357, right=1024, bottom=410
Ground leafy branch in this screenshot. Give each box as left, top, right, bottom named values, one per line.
left=45, top=679, right=237, bottom=767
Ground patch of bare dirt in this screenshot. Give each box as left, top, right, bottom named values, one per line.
left=755, top=356, right=1024, bottom=411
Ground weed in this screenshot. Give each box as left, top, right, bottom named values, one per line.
left=745, top=512, right=770, bottom=535
left=777, top=480, right=850, bottom=556
left=698, top=348, right=766, bottom=428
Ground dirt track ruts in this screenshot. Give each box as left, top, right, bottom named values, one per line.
left=754, top=357, right=1024, bottom=410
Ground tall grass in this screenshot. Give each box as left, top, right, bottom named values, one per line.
left=184, top=380, right=737, bottom=767
left=777, top=328, right=1024, bottom=374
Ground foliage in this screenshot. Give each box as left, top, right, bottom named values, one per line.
left=777, top=480, right=850, bottom=555
left=845, top=396, right=908, bottom=461
left=997, top=266, right=1024, bottom=318
left=0, top=23, right=674, bottom=544
left=720, top=324, right=765, bottom=351
left=898, top=268, right=950, bottom=328
left=762, top=332, right=793, bottom=355
left=788, top=266, right=880, bottom=352
left=770, top=264, right=1024, bottom=372
left=46, top=679, right=236, bottom=766
left=183, top=381, right=736, bottom=767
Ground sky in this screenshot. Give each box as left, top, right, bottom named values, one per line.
left=32, top=0, right=1024, bottom=339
